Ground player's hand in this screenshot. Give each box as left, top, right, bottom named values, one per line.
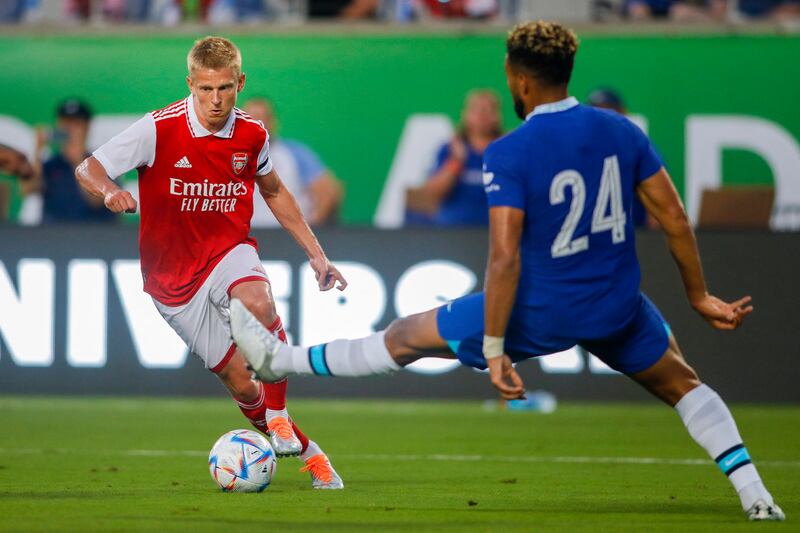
left=309, top=256, right=347, bottom=292
left=691, top=294, right=753, bottom=331
left=487, top=355, right=525, bottom=400
left=104, top=189, right=137, bottom=214
left=449, top=137, right=468, bottom=163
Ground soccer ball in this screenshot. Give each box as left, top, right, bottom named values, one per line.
left=208, top=429, right=277, bottom=492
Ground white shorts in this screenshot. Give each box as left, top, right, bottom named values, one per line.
left=153, top=244, right=269, bottom=372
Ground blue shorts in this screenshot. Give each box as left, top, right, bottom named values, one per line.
left=436, top=292, right=670, bottom=375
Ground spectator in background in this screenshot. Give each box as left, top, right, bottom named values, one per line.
left=737, top=0, right=800, bottom=19
left=64, top=0, right=90, bottom=20
left=307, top=0, right=378, bottom=18
left=22, top=99, right=116, bottom=224
left=416, top=0, right=496, bottom=18
left=207, top=0, right=270, bottom=23
left=0, top=145, right=33, bottom=180
left=406, top=89, right=502, bottom=227
left=0, top=145, right=33, bottom=221
left=0, top=0, right=26, bottom=22
left=624, top=0, right=727, bottom=21
left=244, top=98, right=343, bottom=228
left=587, top=87, right=657, bottom=229
left=626, top=0, right=799, bottom=20
left=63, top=0, right=248, bottom=24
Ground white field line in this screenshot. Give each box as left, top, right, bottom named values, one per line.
left=0, top=448, right=799, bottom=468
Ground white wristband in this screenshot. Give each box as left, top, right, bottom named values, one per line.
left=483, top=335, right=505, bottom=360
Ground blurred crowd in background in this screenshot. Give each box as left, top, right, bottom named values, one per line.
left=0, top=0, right=798, bottom=23
left=0, top=97, right=343, bottom=227
left=0, top=0, right=792, bottom=229
left=0, top=88, right=672, bottom=229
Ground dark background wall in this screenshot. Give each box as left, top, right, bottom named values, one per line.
left=0, top=226, right=797, bottom=402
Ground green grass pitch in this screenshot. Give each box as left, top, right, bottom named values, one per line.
left=1, top=396, right=798, bottom=532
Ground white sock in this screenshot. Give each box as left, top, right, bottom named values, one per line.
left=272, top=331, right=401, bottom=377
left=300, top=439, right=323, bottom=461
left=675, top=384, right=773, bottom=510
left=265, top=408, right=289, bottom=423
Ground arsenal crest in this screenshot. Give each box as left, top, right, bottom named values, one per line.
left=232, top=152, right=248, bottom=175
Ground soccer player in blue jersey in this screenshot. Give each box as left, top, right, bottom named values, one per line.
left=231, top=21, right=784, bottom=521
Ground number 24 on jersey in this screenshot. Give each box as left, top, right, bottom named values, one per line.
left=549, top=155, right=627, bottom=259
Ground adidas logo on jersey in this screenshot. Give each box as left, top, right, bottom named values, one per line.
left=174, top=156, right=192, bottom=168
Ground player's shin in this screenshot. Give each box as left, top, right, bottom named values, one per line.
left=260, top=316, right=303, bottom=456
left=675, top=384, right=775, bottom=511
left=263, top=316, right=289, bottom=421
left=273, top=332, right=401, bottom=378
left=236, top=380, right=269, bottom=433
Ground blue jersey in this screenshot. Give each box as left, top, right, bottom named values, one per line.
left=483, top=97, right=663, bottom=338
left=431, top=140, right=489, bottom=226
left=42, top=152, right=117, bottom=224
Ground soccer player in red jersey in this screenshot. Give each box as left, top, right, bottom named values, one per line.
left=74, top=36, right=346, bottom=489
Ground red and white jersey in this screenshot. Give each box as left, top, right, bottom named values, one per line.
left=93, top=96, right=273, bottom=306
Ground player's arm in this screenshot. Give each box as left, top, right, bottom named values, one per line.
left=407, top=138, right=467, bottom=215
left=424, top=139, right=467, bottom=204
left=256, top=168, right=346, bottom=291
left=636, top=168, right=752, bottom=330
left=74, top=113, right=155, bottom=214
left=484, top=206, right=526, bottom=399
left=75, top=156, right=137, bottom=213
left=419, top=138, right=468, bottom=208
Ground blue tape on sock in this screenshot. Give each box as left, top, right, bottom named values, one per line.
left=715, top=444, right=752, bottom=476
left=308, top=344, right=332, bottom=376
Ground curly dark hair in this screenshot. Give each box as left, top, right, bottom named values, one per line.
left=506, top=21, right=579, bottom=86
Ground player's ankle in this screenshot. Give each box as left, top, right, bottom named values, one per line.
left=265, top=408, right=289, bottom=422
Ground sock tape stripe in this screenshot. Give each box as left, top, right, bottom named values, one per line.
left=716, top=446, right=752, bottom=476
left=715, top=443, right=745, bottom=464
left=308, top=345, right=332, bottom=376
left=724, top=459, right=753, bottom=477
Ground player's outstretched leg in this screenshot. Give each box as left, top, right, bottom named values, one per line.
left=629, top=336, right=784, bottom=521
left=230, top=298, right=448, bottom=381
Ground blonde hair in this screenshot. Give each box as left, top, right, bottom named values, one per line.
left=187, top=36, right=242, bottom=79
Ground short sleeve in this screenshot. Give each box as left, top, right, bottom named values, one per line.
left=483, top=141, right=525, bottom=210
left=255, top=129, right=273, bottom=176
left=287, top=141, right=325, bottom=185
left=630, top=121, right=663, bottom=184
left=92, top=114, right=156, bottom=179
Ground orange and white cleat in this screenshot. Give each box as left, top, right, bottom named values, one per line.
left=266, top=416, right=302, bottom=457
left=300, top=454, right=344, bottom=489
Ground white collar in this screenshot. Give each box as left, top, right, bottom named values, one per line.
left=186, top=96, right=236, bottom=138
left=525, top=96, right=580, bottom=121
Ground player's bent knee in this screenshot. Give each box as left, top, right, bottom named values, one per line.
left=654, top=374, right=702, bottom=407
left=668, top=368, right=702, bottom=406
left=235, top=291, right=277, bottom=325
left=632, top=344, right=702, bottom=406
